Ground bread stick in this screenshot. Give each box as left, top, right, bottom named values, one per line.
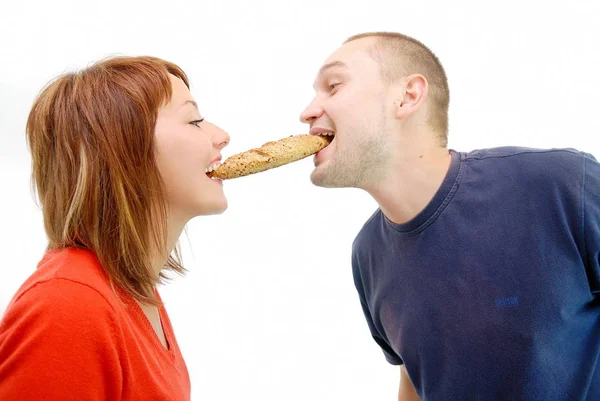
left=207, top=134, right=333, bottom=180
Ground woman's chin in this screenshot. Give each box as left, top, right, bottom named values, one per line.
left=196, top=197, right=228, bottom=216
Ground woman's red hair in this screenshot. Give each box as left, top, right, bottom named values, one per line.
left=26, top=56, right=190, bottom=305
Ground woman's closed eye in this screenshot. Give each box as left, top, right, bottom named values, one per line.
left=329, top=83, right=341, bottom=93
left=190, top=118, right=205, bottom=128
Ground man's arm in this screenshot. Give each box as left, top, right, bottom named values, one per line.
left=398, top=365, right=420, bottom=401
left=583, top=152, right=600, bottom=292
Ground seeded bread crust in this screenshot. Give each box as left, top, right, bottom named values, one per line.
left=207, top=134, right=332, bottom=180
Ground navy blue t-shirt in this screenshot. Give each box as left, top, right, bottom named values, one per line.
left=352, top=147, right=600, bottom=401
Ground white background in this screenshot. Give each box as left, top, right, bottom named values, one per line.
left=1, top=1, right=599, bottom=400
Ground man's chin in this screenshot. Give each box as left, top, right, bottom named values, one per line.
left=310, top=174, right=327, bottom=187
left=310, top=163, right=329, bottom=186
left=310, top=167, right=346, bottom=188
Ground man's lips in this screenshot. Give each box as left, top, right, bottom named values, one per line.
left=309, top=127, right=335, bottom=136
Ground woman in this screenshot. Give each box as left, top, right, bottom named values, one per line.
left=0, top=56, right=229, bottom=400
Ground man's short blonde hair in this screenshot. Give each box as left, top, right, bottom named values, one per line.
left=345, top=32, right=450, bottom=146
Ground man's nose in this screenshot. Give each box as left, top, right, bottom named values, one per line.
left=299, top=99, right=323, bottom=124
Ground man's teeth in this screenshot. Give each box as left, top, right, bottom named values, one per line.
left=320, top=132, right=335, bottom=136
left=205, top=161, right=221, bottom=173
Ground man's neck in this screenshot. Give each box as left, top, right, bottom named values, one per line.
left=366, top=147, right=451, bottom=225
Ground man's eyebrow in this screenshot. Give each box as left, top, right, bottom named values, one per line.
left=318, top=60, right=348, bottom=75
left=313, top=61, right=348, bottom=89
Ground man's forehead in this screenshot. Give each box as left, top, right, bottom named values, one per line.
left=310, top=38, right=380, bottom=89
left=323, top=38, right=376, bottom=66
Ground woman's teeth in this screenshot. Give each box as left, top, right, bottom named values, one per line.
left=320, top=132, right=335, bottom=136
left=205, top=161, right=222, bottom=173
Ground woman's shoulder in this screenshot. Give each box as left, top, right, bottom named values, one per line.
left=1, top=248, right=125, bottom=350
left=9, top=247, right=119, bottom=312
left=0, top=248, right=126, bottom=399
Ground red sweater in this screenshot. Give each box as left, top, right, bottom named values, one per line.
left=0, top=247, right=191, bottom=401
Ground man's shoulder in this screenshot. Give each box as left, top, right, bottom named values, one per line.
left=465, top=145, right=587, bottom=165
left=462, top=146, right=591, bottom=182
left=352, top=208, right=383, bottom=252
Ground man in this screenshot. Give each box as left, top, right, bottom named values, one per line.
left=299, top=32, right=600, bottom=401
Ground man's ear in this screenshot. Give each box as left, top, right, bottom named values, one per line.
left=394, top=74, right=428, bottom=120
